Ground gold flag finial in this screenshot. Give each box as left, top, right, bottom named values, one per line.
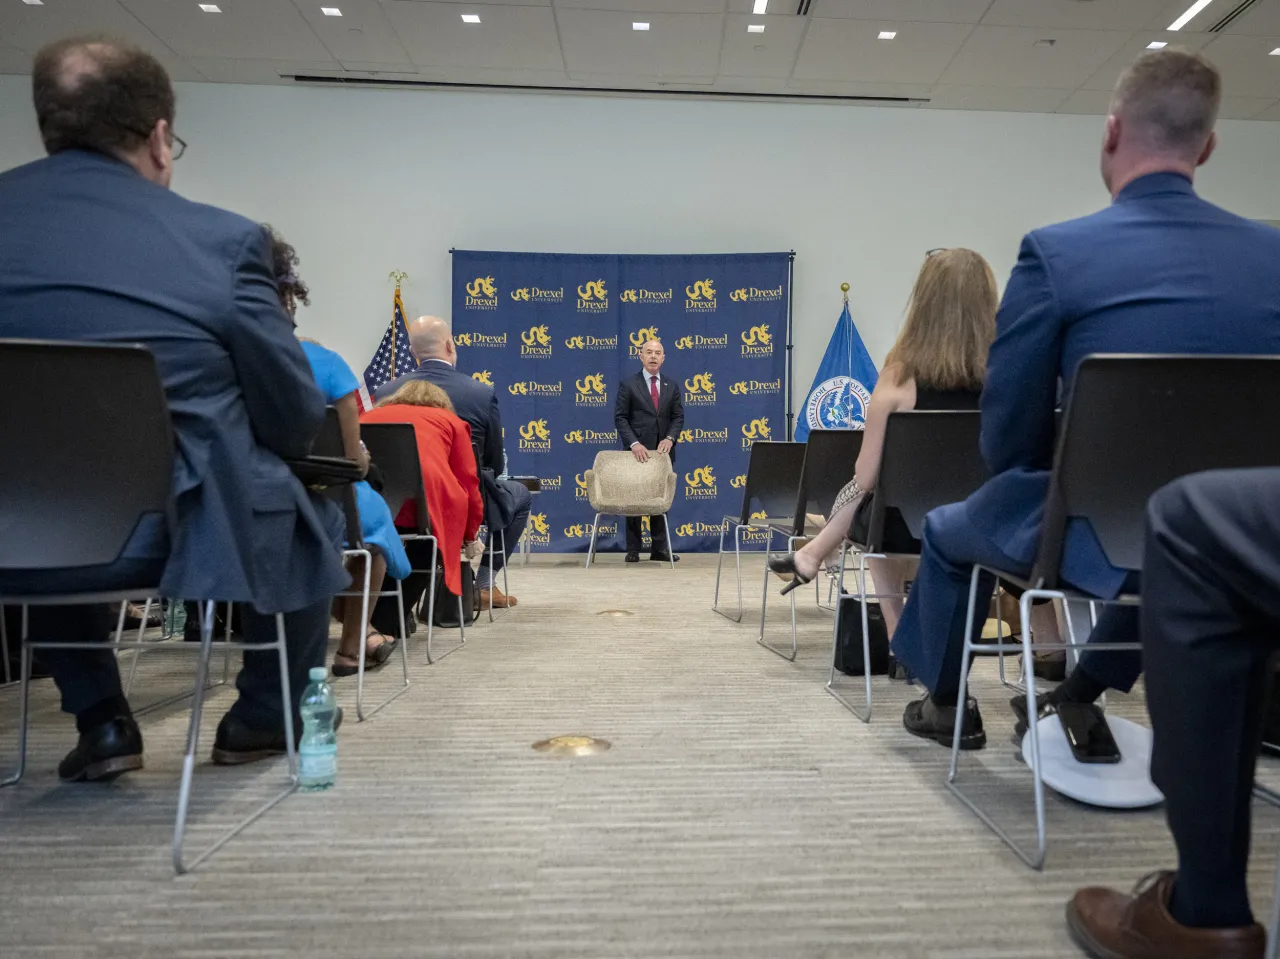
left=840, top=281, right=850, bottom=302
left=388, top=270, right=409, bottom=292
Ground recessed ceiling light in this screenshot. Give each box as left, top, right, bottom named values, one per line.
left=460, top=13, right=480, bottom=24
left=198, top=3, right=221, bottom=12
left=633, top=22, right=650, bottom=31
left=1034, top=38, right=1057, bottom=47
left=1271, top=47, right=1280, bottom=55
left=747, top=24, right=765, bottom=34
left=1147, top=40, right=1167, bottom=49
left=22, top=0, right=44, bottom=6
left=878, top=31, right=896, bottom=40
left=753, top=0, right=768, bottom=14
left=1168, top=0, right=1216, bottom=31
left=321, top=6, right=342, bottom=16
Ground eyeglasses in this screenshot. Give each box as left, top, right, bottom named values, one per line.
left=123, top=124, right=186, bottom=161
left=926, top=247, right=948, bottom=257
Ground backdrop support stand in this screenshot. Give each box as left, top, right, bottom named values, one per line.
left=785, top=251, right=796, bottom=441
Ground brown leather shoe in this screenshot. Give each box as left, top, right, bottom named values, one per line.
left=479, top=587, right=517, bottom=609
left=1067, top=871, right=1264, bottom=959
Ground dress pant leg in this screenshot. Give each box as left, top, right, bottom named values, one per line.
left=648, top=514, right=669, bottom=552
left=228, top=598, right=330, bottom=731
left=494, top=481, right=532, bottom=572
left=1072, top=604, right=1143, bottom=692
left=25, top=604, right=122, bottom=718
left=1143, top=469, right=1280, bottom=929
left=625, top=516, right=644, bottom=553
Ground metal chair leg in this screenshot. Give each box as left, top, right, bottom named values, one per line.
left=1, top=604, right=10, bottom=686
left=1, top=606, right=33, bottom=786
left=759, top=534, right=806, bottom=662
left=662, top=515, right=675, bottom=569
left=825, top=548, right=877, bottom=722
left=712, top=523, right=747, bottom=623
left=585, top=513, right=602, bottom=569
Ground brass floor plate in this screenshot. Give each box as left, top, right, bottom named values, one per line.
left=532, top=735, right=612, bottom=757
left=597, top=609, right=634, bottom=617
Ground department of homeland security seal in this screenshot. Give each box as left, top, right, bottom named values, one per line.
left=805, top=376, right=871, bottom=432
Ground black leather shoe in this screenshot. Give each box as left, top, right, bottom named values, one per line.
left=625, top=551, right=640, bottom=563
left=58, top=716, right=144, bottom=782
left=903, top=695, right=986, bottom=750
left=650, top=551, right=680, bottom=563
left=212, top=707, right=344, bottom=765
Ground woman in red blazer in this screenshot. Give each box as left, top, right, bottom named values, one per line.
left=360, top=380, right=483, bottom=597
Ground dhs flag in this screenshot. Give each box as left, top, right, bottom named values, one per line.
left=795, top=300, right=878, bottom=442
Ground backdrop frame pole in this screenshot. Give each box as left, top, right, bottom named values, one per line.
left=785, top=251, right=796, bottom=441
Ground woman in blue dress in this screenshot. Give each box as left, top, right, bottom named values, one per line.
left=267, top=227, right=411, bottom=676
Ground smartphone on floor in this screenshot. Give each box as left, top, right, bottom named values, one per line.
left=1056, top=702, right=1121, bottom=764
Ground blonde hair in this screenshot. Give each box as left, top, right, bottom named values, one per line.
left=882, top=248, right=998, bottom=392
left=376, top=379, right=455, bottom=413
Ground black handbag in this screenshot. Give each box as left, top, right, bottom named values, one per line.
left=430, top=561, right=477, bottom=628
left=834, top=597, right=891, bottom=676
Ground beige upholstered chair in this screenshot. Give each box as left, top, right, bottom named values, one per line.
left=583, top=450, right=678, bottom=568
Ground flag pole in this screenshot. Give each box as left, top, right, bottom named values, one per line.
left=388, top=270, right=409, bottom=374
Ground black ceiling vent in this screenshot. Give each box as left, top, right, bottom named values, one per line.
left=1208, top=0, right=1263, bottom=31
left=796, top=0, right=814, bottom=14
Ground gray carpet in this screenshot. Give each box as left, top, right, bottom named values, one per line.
left=1, top=555, right=1277, bottom=958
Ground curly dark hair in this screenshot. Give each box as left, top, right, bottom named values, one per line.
left=262, top=224, right=310, bottom=316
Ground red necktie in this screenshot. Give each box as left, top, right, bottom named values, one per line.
left=650, top=375, right=660, bottom=411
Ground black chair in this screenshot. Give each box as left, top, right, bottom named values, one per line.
left=758, top=429, right=864, bottom=660
left=946, top=354, right=1280, bottom=870
left=712, top=441, right=806, bottom=623
left=0, top=339, right=298, bottom=874
left=361, top=423, right=467, bottom=663
left=826, top=411, right=988, bottom=722
left=471, top=440, right=508, bottom=623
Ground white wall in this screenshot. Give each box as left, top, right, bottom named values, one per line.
left=3, top=74, right=1280, bottom=396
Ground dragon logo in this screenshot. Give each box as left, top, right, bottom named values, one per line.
left=564, top=336, right=585, bottom=349
left=576, top=374, right=606, bottom=395
left=750, top=510, right=767, bottom=520
left=454, top=333, right=473, bottom=346
left=472, top=370, right=493, bottom=386
left=730, top=474, right=747, bottom=489
left=674, top=336, right=695, bottom=350
left=684, top=466, right=716, bottom=488
left=577, top=280, right=607, bottom=302
left=527, top=513, right=550, bottom=535
left=678, top=429, right=694, bottom=444
left=563, top=524, right=589, bottom=539
left=629, top=327, right=660, bottom=348
left=564, top=430, right=584, bottom=444
left=685, top=279, right=716, bottom=301
left=729, top=381, right=749, bottom=395
left=466, top=276, right=497, bottom=298
left=521, top=325, right=551, bottom=347
left=676, top=523, right=697, bottom=537
left=729, top=288, right=749, bottom=302
left=508, top=381, right=528, bottom=395
left=520, top=420, right=551, bottom=441
left=510, top=288, right=531, bottom=302
left=741, top=325, right=772, bottom=346
left=684, top=373, right=714, bottom=394
left=741, top=418, right=772, bottom=441
left=620, top=289, right=638, bottom=303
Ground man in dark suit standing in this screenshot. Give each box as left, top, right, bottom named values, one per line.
left=371, top=315, right=530, bottom=615
left=0, top=38, right=349, bottom=780
left=613, top=338, right=684, bottom=564
left=889, top=47, right=1280, bottom=754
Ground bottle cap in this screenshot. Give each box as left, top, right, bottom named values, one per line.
left=309, top=666, right=328, bottom=682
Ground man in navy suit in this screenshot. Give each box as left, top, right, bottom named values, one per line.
left=371, top=315, right=530, bottom=615
left=0, top=38, right=349, bottom=780
left=614, top=338, right=684, bottom=563
left=890, top=47, right=1280, bottom=769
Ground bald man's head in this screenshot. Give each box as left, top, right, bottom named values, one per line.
left=408, top=315, right=456, bottom=365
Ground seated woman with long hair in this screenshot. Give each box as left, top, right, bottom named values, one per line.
left=770, top=248, right=1001, bottom=640
left=359, top=380, right=484, bottom=605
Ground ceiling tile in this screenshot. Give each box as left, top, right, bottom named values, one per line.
left=784, top=77, right=932, bottom=99
left=556, top=0, right=725, bottom=11
left=1202, top=33, right=1280, bottom=98
left=1143, top=0, right=1238, bottom=31
left=1254, top=99, right=1280, bottom=121
left=338, top=61, right=423, bottom=74
left=792, top=18, right=975, bottom=85
left=1220, top=0, right=1280, bottom=36
left=384, top=1, right=564, bottom=70
left=293, top=0, right=411, bottom=64
left=185, top=58, right=344, bottom=84
left=122, top=0, right=331, bottom=61
left=981, top=0, right=1170, bottom=31
left=0, top=45, right=33, bottom=76
left=558, top=9, right=724, bottom=78
left=1056, top=87, right=1113, bottom=114
left=940, top=25, right=1131, bottom=88
left=405, top=0, right=551, bottom=4
left=808, top=0, right=990, bottom=22
left=720, top=13, right=806, bottom=78
left=1079, top=30, right=1213, bottom=90
left=1218, top=95, right=1280, bottom=119
left=927, top=84, right=1072, bottom=113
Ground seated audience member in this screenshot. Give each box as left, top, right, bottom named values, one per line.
left=769, top=250, right=1038, bottom=642
left=888, top=47, right=1280, bottom=750
left=360, top=382, right=484, bottom=609
left=1067, top=469, right=1278, bottom=959
left=0, top=37, right=349, bottom=779
left=371, top=315, right=530, bottom=625
left=265, top=227, right=411, bottom=677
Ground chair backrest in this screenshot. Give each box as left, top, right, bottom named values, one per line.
left=1035, top=354, right=1280, bottom=586
left=734, top=441, right=806, bottom=525
left=360, top=423, right=430, bottom=535
left=0, top=339, right=174, bottom=571
left=861, top=410, right=986, bottom=550
left=309, top=406, right=345, bottom=458
left=785, top=429, right=864, bottom=535
left=587, top=450, right=675, bottom=514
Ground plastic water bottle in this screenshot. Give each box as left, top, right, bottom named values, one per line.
left=298, top=666, right=337, bottom=792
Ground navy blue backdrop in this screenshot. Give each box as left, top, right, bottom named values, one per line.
left=451, top=251, right=791, bottom=553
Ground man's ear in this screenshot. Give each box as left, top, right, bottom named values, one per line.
left=1102, top=114, right=1121, bottom=155
left=1197, top=130, right=1217, bottom=167
left=148, top=119, right=171, bottom=171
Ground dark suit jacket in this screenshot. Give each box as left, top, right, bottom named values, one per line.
left=0, top=150, right=348, bottom=612
left=615, top=370, right=685, bottom=461
left=375, top=360, right=512, bottom=523
left=966, top=172, right=1280, bottom=597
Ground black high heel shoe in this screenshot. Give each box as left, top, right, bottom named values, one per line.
left=768, top=553, right=814, bottom=595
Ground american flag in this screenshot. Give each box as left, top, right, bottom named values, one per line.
left=359, top=286, right=415, bottom=410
